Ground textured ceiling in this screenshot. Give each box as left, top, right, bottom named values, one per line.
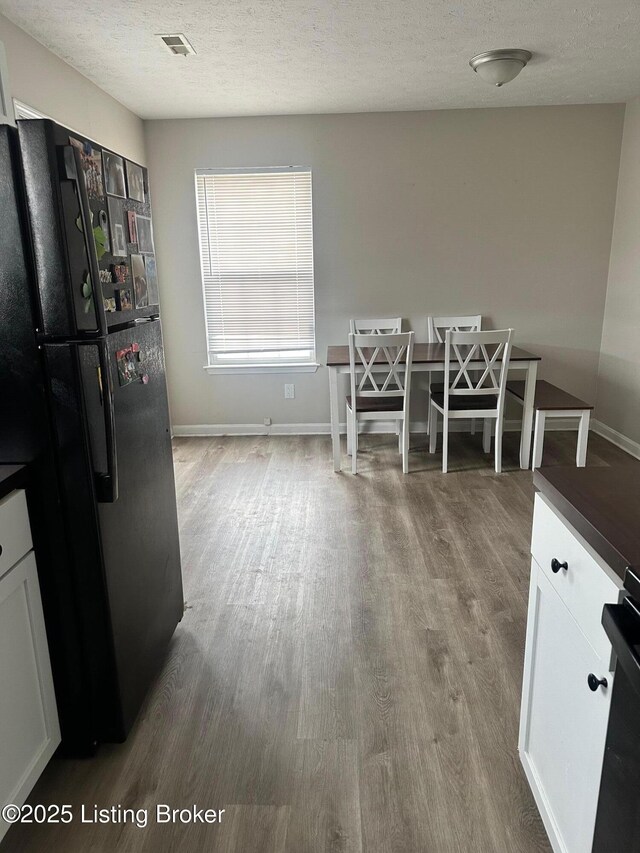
left=2, top=0, right=640, bottom=119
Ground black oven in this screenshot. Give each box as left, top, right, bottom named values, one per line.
left=593, top=568, right=640, bottom=852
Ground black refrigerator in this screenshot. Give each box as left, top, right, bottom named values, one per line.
left=0, top=119, right=183, bottom=752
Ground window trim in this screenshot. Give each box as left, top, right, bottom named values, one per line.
left=13, top=100, right=49, bottom=121
left=195, top=166, right=317, bottom=374
left=204, top=363, right=319, bottom=375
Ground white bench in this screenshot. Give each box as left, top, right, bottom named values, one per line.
left=507, top=380, right=593, bottom=469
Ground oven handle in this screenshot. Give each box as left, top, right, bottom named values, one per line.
left=602, top=600, right=640, bottom=698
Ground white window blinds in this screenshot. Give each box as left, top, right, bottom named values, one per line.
left=195, top=168, right=316, bottom=366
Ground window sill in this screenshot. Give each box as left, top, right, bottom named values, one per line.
left=204, top=363, right=320, bottom=375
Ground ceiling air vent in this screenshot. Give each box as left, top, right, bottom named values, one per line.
left=158, top=34, right=196, bottom=56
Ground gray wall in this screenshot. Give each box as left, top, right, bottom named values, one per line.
left=596, top=97, right=640, bottom=445
left=144, top=106, right=624, bottom=429
left=0, top=13, right=145, bottom=163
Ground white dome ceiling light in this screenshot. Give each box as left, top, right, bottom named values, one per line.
left=469, top=49, right=533, bottom=87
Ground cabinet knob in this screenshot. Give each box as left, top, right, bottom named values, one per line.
left=551, top=558, right=568, bottom=574
left=587, top=673, right=608, bottom=692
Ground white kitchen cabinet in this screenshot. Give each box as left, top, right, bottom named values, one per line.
left=519, top=494, right=623, bottom=853
left=530, top=495, right=622, bottom=664
left=0, top=490, right=60, bottom=844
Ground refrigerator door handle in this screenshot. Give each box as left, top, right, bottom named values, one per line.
left=63, top=144, right=107, bottom=337
left=80, top=340, right=119, bottom=503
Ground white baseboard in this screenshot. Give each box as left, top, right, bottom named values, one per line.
left=173, top=422, right=329, bottom=437
left=172, top=417, right=580, bottom=438
left=591, top=419, right=640, bottom=461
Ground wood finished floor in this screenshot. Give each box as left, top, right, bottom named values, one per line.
left=4, top=430, right=632, bottom=853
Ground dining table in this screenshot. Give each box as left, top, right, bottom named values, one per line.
left=325, top=342, right=541, bottom=472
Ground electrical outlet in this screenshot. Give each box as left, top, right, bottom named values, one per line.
left=263, top=417, right=272, bottom=426
left=284, top=384, right=295, bottom=399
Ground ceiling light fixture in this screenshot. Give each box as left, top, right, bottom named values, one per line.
left=469, top=49, right=532, bottom=87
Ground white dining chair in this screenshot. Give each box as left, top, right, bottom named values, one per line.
left=427, top=314, right=482, bottom=344
left=350, top=319, right=404, bottom=443
left=426, top=315, right=482, bottom=438
left=429, top=328, right=513, bottom=474
left=350, top=318, right=402, bottom=334
left=347, top=331, right=415, bottom=475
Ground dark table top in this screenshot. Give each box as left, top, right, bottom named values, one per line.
left=534, top=465, right=640, bottom=582
left=326, top=342, right=541, bottom=366
left=0, top=464, right=29, bottom=501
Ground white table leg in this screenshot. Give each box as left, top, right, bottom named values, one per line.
left=577, top=410, right=590, bottom=467
left=520, top=360, right=538, bottom=469
left=532, top=411, right=545, bottom=470
left=329, top=366, right=341, bottom=472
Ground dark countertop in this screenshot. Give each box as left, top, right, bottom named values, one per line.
left=534, top=465, right=640, bottom=583
left=0, top=464, right=29, bottom=501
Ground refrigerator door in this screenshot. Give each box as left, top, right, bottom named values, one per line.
left=18, top=119, right=105, bottom=338
left=18, top=118, right=159, bottom=337
left=97, top=319, right=183, bottom=735
left=43, top=320, right=183, bottom=741
left=41, top=342, right=125, bottom=744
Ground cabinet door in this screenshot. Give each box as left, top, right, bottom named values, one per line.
left=519, top=559, right=612, bottom=853
left=0, top=551, right=61, bottom=842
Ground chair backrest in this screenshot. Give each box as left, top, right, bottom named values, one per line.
left=350, top=317, right=402, bottom=334
left=443, top=328, right=513, bottom=410
left=427, top=314, right=482, bottom=343
left=348, top=331, right=415, bottom=411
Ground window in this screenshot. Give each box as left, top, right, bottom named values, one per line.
left=195, top=167, right=317, bottom=372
